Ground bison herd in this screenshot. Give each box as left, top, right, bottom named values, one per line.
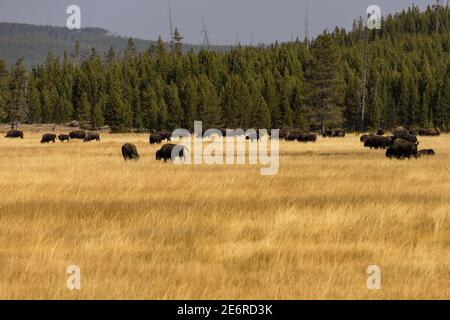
left=3, top=125, right=443, bottom=162
left=361, top=126, right=439, bottom=159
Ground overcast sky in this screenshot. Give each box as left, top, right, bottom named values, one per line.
left=0, top=0, right=436, bottom=45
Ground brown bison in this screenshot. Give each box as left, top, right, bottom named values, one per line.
left=5, top=130, right=24, bottom=139
left=386, top=138, right=418, bottom=159
left=297, top=133, right=317, bottom=143
left=122, top=143, right=140, bottom=161
left=40, top=133, right=57, bottom=143
left=83, top=132, right=100, bottom=142
left=58, top=134, right=70, bottom=142
left=419, top=128, right=440, bottom=136
left=364, top=135, right=395, bottom=149
left=158, top=130, right=172, bottom=142
left=69, top=130, right=86, bottom=140
left=156, top=144, right=188, bottom=162
left=149, top=134, right=163, bottom=145
left=323, top=129, right=345, bottom=138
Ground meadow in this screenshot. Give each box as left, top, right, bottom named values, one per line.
left=0, top=127, right=448, bottom=299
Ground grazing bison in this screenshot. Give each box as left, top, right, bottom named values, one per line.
left=386, top=138, right=418, bottom=159
left=419, top=128, right=440, bottom=136
left=122, top=143, right=140, bottom=161
left=398, top=133, right=418, bottom=144
left=5, top=130, right=24, bottom=139
left=156, top=144, right=188, bottom=162
left=158, top=131, right=172, bottom=142
left=58, top=134, right=70, bottom=142
left=323, top=129, right=345, bottom=137
left=297, top=133, right=317, bottom=143
left=40, top=133, right=57, bottom=144
left=285, top=133, right=300, bottom=141
left=83, top=132, right=100, bottom=142
left=377, top=129, right=385, bottom=136
left=149, top=134, right=163, bottom=145
left=364, top=135, right=394, bottom=149
left=417, top=149, right=436, bottom=157
left=69, top=130, right=86, bottom=140
left=360, top=134, right=373, bottom=142
left=393, top=126, right=409, bottom=138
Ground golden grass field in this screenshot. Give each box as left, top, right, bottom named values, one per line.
left=0, top=126, right=449, bottom=299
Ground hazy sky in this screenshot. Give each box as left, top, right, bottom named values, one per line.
left=0, top=0, right=436, bottom=45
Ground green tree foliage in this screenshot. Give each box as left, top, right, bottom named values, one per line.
left=0, top=6, right=448, bottom=131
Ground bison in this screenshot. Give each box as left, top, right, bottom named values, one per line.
left=285, top=133, right=300, bottom=141
left=5, top=130, right=24, bottom=139
left=122, top=143, right=140, bottom=161
left=149, top=134, right=163, bottom=145
left=297, top=133, right=317, bottom=143
left=364, top=135, right=394, bottom=149
left=376, top=129, right=385, bottom=136
left=386, top=138, right=418, bottom=159
left=323, top=129, right=345, bottom=138
left=156, top=144, right=188, bottom=162
left=417, top=149, right=436, bottom=157
left=83, top=132, right=100, bottom=142
left=40, top=133, right=57, bottom=144
left=158, top=131, right=172, bottom=142
left=419, top=128, right=440, bottom=136
left=58, top=134, right=70, bottom=142
left=69, top=130, right=86, bottom=140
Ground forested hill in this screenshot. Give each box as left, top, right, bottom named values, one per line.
left=0, top=22, right=230, bottom=67
left=0, top=5, right=449, bottom=132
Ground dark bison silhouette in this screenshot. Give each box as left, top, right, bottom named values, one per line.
left=386, top=138, right=418, bottom=159
left=360, top=134, right=373, bottom=142
left=419, top=128, right=440, bottom=136
left=69, top=130, right=86, bottom=140
left=376, top=129, right=385, bottom=136
left=83, top=132, right=100, bottom=142
left=323, top=129, right=345, bottom=138
left=5, top=130, right=24, bottom=139
left=122, top=143, right=140, bottom=161
left=156, top=144, right=188, bottom=162
left=158, top=131, right=172, bottom=142
left=364, top=135, right=395, bottom=149
left=149, top=134, right=163, bottom=145
left=417, top=149, right=436, bottom=157
left=41, top=133, right=57, bottom=143
left=58, top=134, right=70, bottom=142
left=297, top=133, right=317, bottom=143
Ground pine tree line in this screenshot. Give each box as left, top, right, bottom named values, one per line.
left=0, top=5, right=449, bottom=132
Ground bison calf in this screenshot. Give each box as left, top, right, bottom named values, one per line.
left=122, top=143, right=140, bottom=161
left=5, top=130, right=24, bottom=139
left=41, top=133, right=57, bottom=143
left=417, top=149, right=435, bottom=157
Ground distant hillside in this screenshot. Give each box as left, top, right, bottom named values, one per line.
left=0, top=22, right=230, bottom=67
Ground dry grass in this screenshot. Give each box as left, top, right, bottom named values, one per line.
left=0, top=129, right=449, bottom=299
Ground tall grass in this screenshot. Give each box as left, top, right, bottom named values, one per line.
left=0, top=131, right=448, bottom=299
